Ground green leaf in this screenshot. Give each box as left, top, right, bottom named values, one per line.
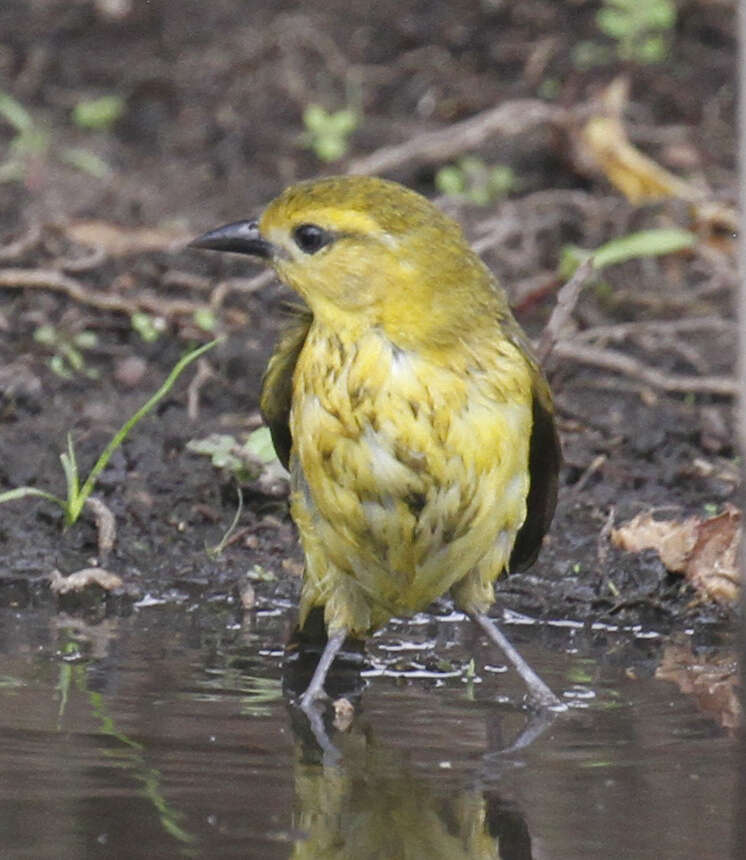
left=303, top=104, right=328, bottom=132
left=73, top=331, right=99, bottom=349
left=637, top=34, right=667, bottom=63
left=193, top=308, right=217, bottom=332
left=315, top=135, right=346, bottom=162
left=131, top=312, right=166, bottom=343
left=246, top=564, right=276, bottom=582
left=187, top=434, right=245, bottom=473
left=72, top=96, right=125, bottom=130
left=591, top=229, right=696, bottom=269
left=34, top=325, right=58, bottom=346
left=49, top=355, right=73, bottom=379
left=242, top=426, right=277, bottom=464
left=435, top=166, right=465, bottom=196
left=597, top=8, right=633, bottom=39
left=560, top=228, right=696, bottom=278
left=0, top=91, right=33, bottom=133
left=329, top=109, right=357, bottom=134
left=60, top=148, right=110, bottom=178
left=488, top=165, right=515, bottom=197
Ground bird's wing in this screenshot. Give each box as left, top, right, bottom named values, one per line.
left=259, top=305, right=313, bottom=469
left=509, top=369, right=560, bottom=572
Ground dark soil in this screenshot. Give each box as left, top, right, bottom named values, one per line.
left=0, top=0, right=738, bottom=640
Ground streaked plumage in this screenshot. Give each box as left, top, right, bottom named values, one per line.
left=192, top=176, right=561, bottom=708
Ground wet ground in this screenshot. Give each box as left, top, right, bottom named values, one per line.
left=0, top=0, right=741, bottom=857
left=1, top=603, right=737, bottom=859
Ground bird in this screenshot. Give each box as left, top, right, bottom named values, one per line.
left=190, top=176, right=561, bottom=711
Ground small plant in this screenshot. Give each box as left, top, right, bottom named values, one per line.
left=301, top=104, right=358, bottom=162
left=131, top=312, right=167, bottom=343
left=574, top=0, right=676, bottom=67
left=72, top=95, right=125, bottom=131
left=435, top=157, right=515, bottom=206
left=33, top=325, right=100, bottom=379
left=0, top=90, right=114, bottom=183
left=597, top=0, right=676, bottom=63
left=0, top=91, right=48, bottom=183
left=187, top=426, right=278, bottom=483
left=0, top=339, right=219, bottom=527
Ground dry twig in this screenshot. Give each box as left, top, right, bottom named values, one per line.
left=536, top=258, right=595, bottom=365
left=187, top=357, right=216, bottom=421
left=0, top=267, right=209, bottom=318
left=552, top=341, right=737, bottom=397
left=347, top=100, right=566, bottom=175
left=0, top=223, right=43, bottom=261
left=85, top=496, right=116, bottom=563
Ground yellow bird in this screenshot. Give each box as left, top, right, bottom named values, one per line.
left=191, top=176, right=561, bottom=709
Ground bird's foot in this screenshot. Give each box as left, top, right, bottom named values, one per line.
left=526, top=685, right=566, bottom=712
left=299, top=685, right=330, bottom=713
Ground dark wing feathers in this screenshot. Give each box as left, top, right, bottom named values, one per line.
left=260, top=306, right=559, bottom=572
left=508, top=373, right=560, bottom=572
left=259, top=306, right=313, bottom=470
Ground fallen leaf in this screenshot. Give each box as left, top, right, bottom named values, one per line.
left=612, top=512, right=697, bottom=572
left=655, top=640, right=741, bottom=732
left=685, top=507, right=741, bottom=604
left=573, top=77, right=737, bottom=237
left=333, top=697, right=355, bottom=732
left=611, top=504, right=741, bottom=603
left=49, top=567, right=123, bottom=594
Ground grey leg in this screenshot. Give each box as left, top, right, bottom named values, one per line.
left=470, top=611, right=563, bottom=709
left=300, top=628, right=348, bottom=712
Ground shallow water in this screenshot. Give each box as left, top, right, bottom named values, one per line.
left=0, top=603, right=736, bottom=859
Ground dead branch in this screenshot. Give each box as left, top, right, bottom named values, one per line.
left=85, top=496, right=116, bottom=563
left=0, top=267, right=209, bottom=317
left=552, top=341, right=737, bottom=397
left=536, top=259, right=595, bottom=365
left=187, top=357, right=216, bottom=421
left=573, top=316, right=735, bottom=345
left=347, top=100, right=566, bottom=175
left=208, top=272, right=276, bottom=310
left=52, top=246, right=109, bottom=273
left=0, top=223, right=43, bottom=261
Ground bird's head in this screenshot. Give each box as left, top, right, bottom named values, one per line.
left=191, top=176, right=503, bottom=348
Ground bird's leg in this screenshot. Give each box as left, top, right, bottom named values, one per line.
left=299, top=628, right=347, bottom=712
left=469, top=611, right=563, bottom=710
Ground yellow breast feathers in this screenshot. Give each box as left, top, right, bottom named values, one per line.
left=290, top=323, right=533, bottom=636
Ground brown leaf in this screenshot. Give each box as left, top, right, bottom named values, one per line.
left=655, top=641, right=741, bottom=732
left=573, top=77, right=737, bottom=238
left=611, top=505, right=741, bottom=603
left=611, top=512, right=697, bottom=572
left=685, top=506, right=741, bottom=604
left=577, top=78, right=696, bottom=205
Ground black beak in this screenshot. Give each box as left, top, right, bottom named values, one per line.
left=189, top=219, right=274, bottom=259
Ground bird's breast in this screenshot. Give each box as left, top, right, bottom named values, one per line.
left=289, top=324, right=534, bottom=620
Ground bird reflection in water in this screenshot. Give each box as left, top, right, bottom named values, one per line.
left=284, top=614, right=549, bottom=860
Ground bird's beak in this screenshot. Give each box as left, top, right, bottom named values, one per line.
left=189, top=219, right=274, bottom=259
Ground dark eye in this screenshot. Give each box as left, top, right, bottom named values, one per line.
left=293, top=223, right=332, bottom=254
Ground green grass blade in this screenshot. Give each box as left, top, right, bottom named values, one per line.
left=0, top=486, right=67, bottom=508
left=66, top=339, right=221, bottom=523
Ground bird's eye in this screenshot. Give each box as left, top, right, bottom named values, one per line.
left=293, top=224, right=332, bottom=255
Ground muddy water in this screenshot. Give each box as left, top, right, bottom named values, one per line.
left=0, top=603, right=736, bottom=859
